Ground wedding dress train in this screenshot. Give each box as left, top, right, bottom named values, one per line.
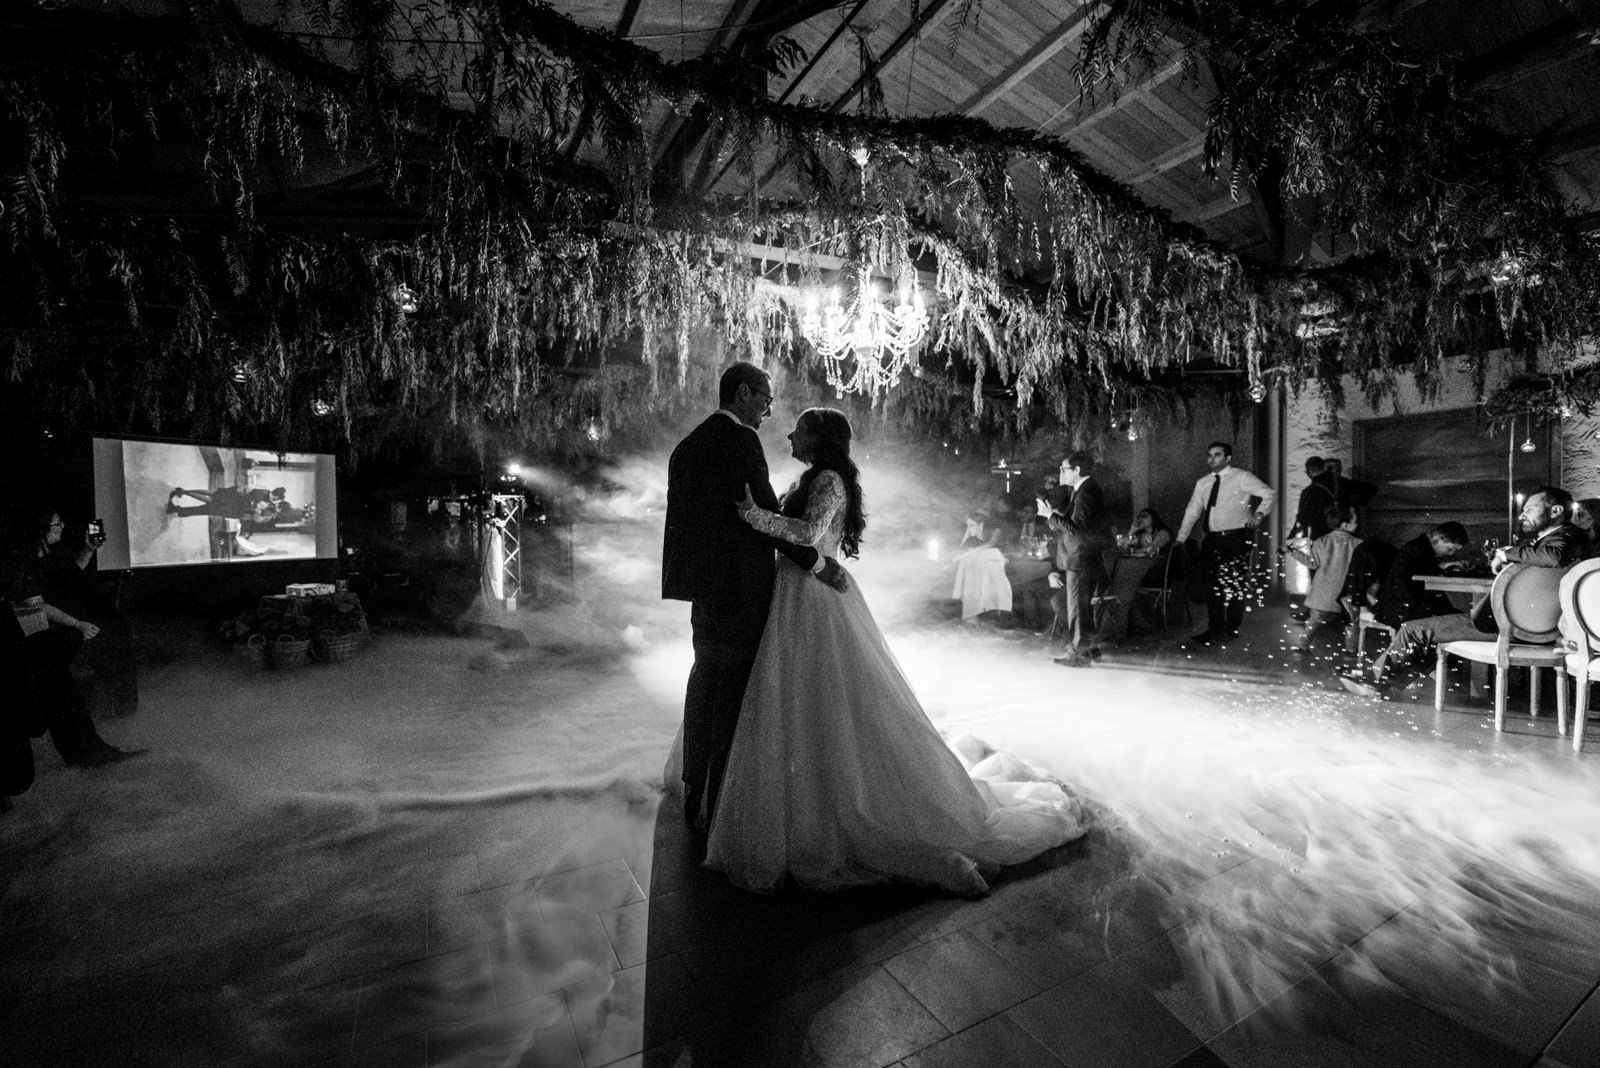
left=703, top=470, right=1085, bottom=895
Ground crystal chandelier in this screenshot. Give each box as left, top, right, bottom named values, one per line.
left=799, top=282, right=930, bottom=396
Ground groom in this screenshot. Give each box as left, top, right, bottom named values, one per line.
left=663, top=362, right=848, bottom=834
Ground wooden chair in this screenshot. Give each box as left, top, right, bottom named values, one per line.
left=1130, top=547, right=1190, bottom=632
left=1343, top=540, right=1397, bottom=664
left=1558, top=558, right=1600, bottom=753
left=1434, top=563, right=1568, bottom=735
left=1353, top=607, right=1395, bottom=666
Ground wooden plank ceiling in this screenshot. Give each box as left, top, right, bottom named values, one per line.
left=555, top=0, right=1600, bottom=263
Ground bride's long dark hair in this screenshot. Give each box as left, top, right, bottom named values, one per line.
left=780, top=407, right=866, bottom=558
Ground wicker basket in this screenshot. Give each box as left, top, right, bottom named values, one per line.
left=237, top=633, right=268, bottom=672
left=316, top=623, right=367, bottom=663
left=271, top=633, right=312, bottom=670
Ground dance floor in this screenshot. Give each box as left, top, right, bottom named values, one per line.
left=3, top=591, right=1599, bottom=1068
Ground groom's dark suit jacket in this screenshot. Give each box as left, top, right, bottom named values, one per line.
left=664, top=410, right=822, bottom=824
left=663, top=411, right=820, bottom=611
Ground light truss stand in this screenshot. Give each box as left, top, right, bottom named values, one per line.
left=482, top=494, right=523, bottom=612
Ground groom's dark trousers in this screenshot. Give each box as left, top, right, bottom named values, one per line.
left=663, top=411, right=819, bottom=831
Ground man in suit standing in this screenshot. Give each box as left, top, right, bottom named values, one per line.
left=1041, top=452, right=1114, bottom=667
left=1175, top=441, right=1277, bottom=646
left=1289, top=457, right=1334, bottom=543
left=663, top=362, right=847, bottom=833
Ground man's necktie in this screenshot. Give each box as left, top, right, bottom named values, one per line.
left=1201, top=474, right=1221, bottom=533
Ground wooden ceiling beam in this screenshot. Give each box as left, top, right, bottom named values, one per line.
left=746, top=0, right=959, bottom=194
left=1124, top=136, right=1205, bottom=186
left=615, top=0, right=645, bottom=38
left=1547, top=118, right=1600, bottom=162
left=773, top=0, right=872, bottom=106
left=697, top=0, right=871, bottom=193
left=1350, top=0, right=1437, bottom=31
left=653, top=0, right=825, bottom=187
left=1244, top=169, right=1283, bottom=258
left=558, top=0, right=647, bottom=162
left=1467, top=15, right=1592, bottom=91
left=827, top=0, right=960, bottom=114
left=954, top=8, right=1092, bottom=118
left=1137, top=89, right=1201, bottom=135
left=1177, top=189, right=1247, bottom=225
left=1041, top=56, right=1186, bottom=139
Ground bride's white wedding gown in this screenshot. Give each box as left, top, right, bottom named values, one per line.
left=704, top=469, right=1086, bottom=895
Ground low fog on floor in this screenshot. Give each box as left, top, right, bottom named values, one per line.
left=7, top=431, right=1600, bottom=1061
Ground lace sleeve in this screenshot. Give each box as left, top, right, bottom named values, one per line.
left=742, top=470, right=845, bottom=547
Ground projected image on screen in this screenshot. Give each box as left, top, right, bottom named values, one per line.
left=93, top=438, right=338, bottom=569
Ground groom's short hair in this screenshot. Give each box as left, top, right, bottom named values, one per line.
left=719, top=362, right=769, bottom=406
left=1065, top=452, right=1094, bottom=476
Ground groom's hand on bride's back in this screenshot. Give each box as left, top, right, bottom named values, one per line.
left=818, top=558, right=850, bottom=592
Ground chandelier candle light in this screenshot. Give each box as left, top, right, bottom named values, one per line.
left=799, top=280, right=930, bottom=397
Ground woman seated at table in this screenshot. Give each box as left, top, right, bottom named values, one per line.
left=949, top=510, right=1012, bottom=620
left=1573, top=497, right=1600, bottom=558
left=1127, top=509, right=1180, bottom=585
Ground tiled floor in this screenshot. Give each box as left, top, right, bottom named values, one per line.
left=3, top=607, right=1600, bottom=1068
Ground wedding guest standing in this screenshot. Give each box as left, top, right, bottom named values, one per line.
left=1289, top=457, right=1335, bottom=542
left=1176, top=441, right=1276, bottom=646
left=1041, top=453, right=1113, bottom=667
left=1286, top=505, right=1362, bottom=655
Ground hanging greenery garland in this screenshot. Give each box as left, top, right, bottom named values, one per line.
left=0, top=0, right=1596, bottom=461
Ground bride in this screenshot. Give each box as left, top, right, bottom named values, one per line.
left=705, top=407, right=1085, bottom=896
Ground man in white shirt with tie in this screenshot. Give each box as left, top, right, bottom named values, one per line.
left=1175, top=441, right=1277, bottom=645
